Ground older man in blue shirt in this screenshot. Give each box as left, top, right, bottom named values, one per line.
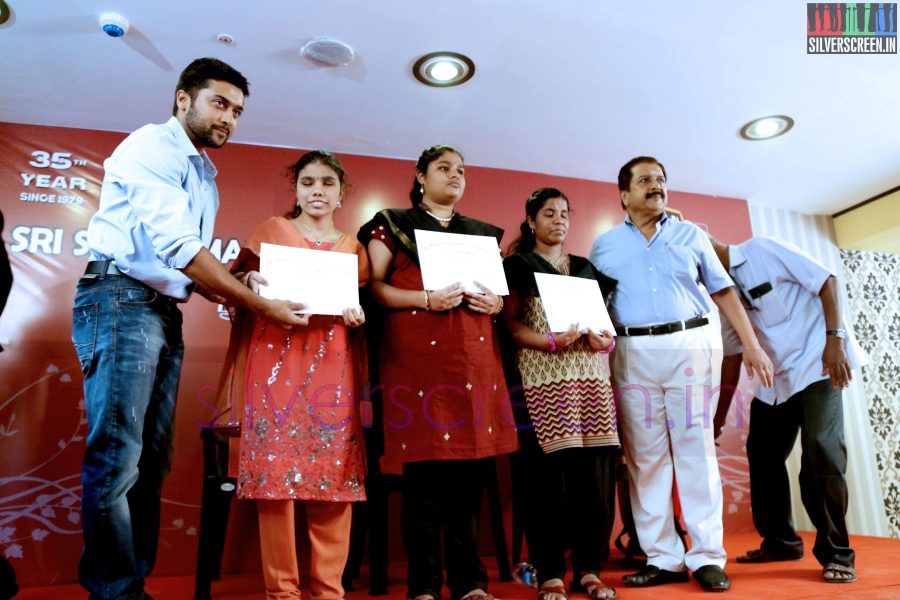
left=590, top=156, right=773, bottom=593
left=72, top=58, right=306, bottom=600
left=711, top=235, right=859, bottom=584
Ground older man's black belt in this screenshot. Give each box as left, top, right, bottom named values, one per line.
left=616, top=316, right=709, bottom=337
left=83, top=260, right=123, bottom=278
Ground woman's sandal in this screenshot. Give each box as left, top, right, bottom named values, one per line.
left=536, top=583, right=567, bottom=600
left=823, top=562, right=857, bottom=583
left=580, top=574, right=617, bottom=600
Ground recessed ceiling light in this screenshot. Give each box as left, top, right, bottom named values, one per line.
left=740, top=115, right=794, bottom=140
left=413, top=52, right=475, bottom=87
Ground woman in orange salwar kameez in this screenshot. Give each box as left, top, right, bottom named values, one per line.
left=220, top=151, right=367, bottom=600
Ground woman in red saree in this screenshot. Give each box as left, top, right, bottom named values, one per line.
left=219, top=151, right=367, bottom=600
left=359, top=145, right=518, bottom=600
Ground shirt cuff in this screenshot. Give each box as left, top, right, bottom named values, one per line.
left=169, top=239, right=204, bottom=270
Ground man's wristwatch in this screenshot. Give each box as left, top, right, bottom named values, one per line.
left=826, top=329, right=847, bottom=339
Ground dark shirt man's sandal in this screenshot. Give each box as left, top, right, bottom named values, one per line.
left=823, top=563, right=857, bottom=583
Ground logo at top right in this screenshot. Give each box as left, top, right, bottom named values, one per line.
left=807, top=3, right=897, bottom=53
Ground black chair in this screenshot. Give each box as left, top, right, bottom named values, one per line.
left=194, top=426, right=239, bottom=600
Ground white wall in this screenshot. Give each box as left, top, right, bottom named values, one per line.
left=747, top=203, right=889, bottom=537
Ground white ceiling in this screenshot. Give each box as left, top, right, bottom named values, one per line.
left=2, top=0, right=898, bottom=215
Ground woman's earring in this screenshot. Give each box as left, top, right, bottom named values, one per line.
left=530, top=228, right=535, bottom=235
left=336, top=202, right=342, bottom=208
left=420, top=185, right=424, bottom=194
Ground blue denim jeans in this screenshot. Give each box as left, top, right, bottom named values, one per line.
left=72, top=274, right=184, bottom=600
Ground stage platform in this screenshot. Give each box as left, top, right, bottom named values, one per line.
left=15, top=532, right=900, bottom=599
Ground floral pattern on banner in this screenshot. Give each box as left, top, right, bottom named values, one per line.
left=841, top=248, right=900, bottom=537
left=0, top=365, right=84, bottom=564
left=0, top=363, right=198, bottom=578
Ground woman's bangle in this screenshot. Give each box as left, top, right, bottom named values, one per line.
left=493, top=295, right=504, bottom=315
left=424, top=290, right=431, bottom=311
left=547, top=331, right=557, bottom=353
left=599, top=336, right=616, bottom=355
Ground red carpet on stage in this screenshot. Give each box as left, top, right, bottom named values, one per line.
left=15, top=532, right=900, bottom=599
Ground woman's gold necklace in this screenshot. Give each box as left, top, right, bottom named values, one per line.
left=299, top=219, right=333, bottom=246
left=535, top=250, right=565, bottom=268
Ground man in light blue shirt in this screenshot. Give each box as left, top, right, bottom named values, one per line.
left=590, top=156, right=773, bottom=593
left=711, top=236, right=858, bottom=584
left=72, top=58, right=306, bottom=600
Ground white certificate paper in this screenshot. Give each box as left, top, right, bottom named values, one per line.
left=415, top=229, right=509, bottom=295
left=258, top=243, right=359, bottom=316
left=533, top=272, right=616, bottom=334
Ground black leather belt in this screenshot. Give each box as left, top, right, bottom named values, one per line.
left=83, top=260, right=123, bottom=278
left=616, top=316, right=709, bottom=337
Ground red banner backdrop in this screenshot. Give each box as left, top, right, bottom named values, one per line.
left=0, top=122, right=754, bottom=587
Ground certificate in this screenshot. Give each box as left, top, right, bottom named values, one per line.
left=533, top=272, right=616, bottom=334
left=415, top=229, right=509, bottom=295
left=258, top=242, right=359, bottom=315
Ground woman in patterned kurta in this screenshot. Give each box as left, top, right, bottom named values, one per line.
left=501, top=188, right=619, bottom=600
left=220, top=151, right=367, bottom=600
left=359, top=145, right=518, bottom=600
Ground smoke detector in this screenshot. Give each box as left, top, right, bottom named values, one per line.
left=99, top=12, right=129, bottom=37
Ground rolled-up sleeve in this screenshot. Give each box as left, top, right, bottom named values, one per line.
left=111, top=134, right=204, bottom=269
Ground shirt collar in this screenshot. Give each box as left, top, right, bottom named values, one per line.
left=728, top=244, right=747, bottom=271
left=624, top=210, right=669, bottom=229
left=164, top=116, right=218, bottom=178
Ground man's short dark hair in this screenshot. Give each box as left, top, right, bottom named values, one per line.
left=172, top=57, right=250, bottom=116
left=617, top=156, right=666, bottom=191
left=617, top=156, right=667, bottom=209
